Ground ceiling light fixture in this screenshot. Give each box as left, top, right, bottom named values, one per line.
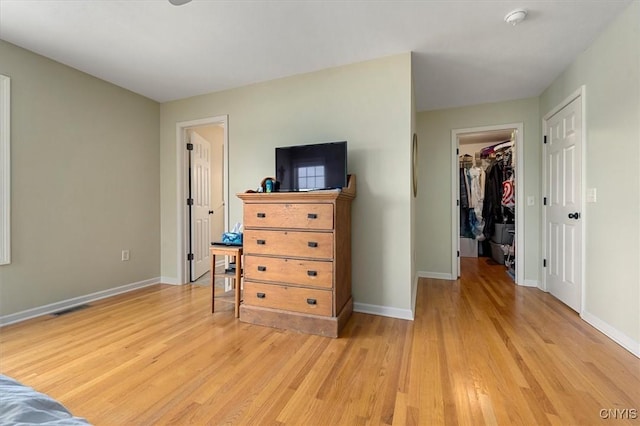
left=504, top=9, right=528, bottom=26
left=169, top=0, right=192, bottom=5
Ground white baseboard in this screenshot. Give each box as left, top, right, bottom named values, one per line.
left=0, top=277, right=161, bottom=327
left=581, top=310, right=640, bottom=358
left=353, top=302, right=414, bottom=321
left=411, top=274, right=418, bottom=318
left=417, top=271, right=456, bottom=280
left=520, top=279, right=539, bottom=288
left=162, top=263, right=222, bottom=286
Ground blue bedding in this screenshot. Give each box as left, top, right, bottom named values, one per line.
left=0, top=375, right=90, bottom=425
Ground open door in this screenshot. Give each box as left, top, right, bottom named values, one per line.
left=188, top=131, right=212, bottom=282
left=544, top=93, right=583, bottom=312
left=176, top=115, right=229, bottom=286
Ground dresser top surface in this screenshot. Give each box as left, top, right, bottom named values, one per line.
left=238, top=175, right=356, bottom=202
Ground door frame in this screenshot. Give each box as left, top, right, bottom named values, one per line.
left=176, top=115, right=229, bottom=285
left=542, top=86, right=586, bottom=311
left=451, top=122, right=524, bottom=285
left=0, top=75, right=10, bottom=266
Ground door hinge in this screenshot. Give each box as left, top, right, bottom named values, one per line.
left=457, top=250, right=460, bottom=257
left=457, top=199, right=460, bottom=206
left=543, top=197, right=547, bottom=206
left=456, top=148, right=459, bottom=155
left=543, top=135, right=547, bottom=144
left=186, top=143, right=194, bottom=151
left=187, top=253, right=194, bottom=261
left=187, top=198, right=194, bottom=206
left=543, top=259, right=547, bottom=267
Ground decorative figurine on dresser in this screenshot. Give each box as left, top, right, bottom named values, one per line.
left=237, top=174, right=356, bottom=338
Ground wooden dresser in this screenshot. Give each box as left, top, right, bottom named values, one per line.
left=237, top=175, right=355, bottom=337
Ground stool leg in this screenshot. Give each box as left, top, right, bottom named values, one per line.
left=211, top=254, right=216, bottom=313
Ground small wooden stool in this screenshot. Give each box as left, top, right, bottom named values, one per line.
left=209, top=244, right=243, bottom=318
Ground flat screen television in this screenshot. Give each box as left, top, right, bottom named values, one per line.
left=275, top=141, right=347, bottom=192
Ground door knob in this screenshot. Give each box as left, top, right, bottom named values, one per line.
left=568, top=212, right=581, bottom=219
left=208, top=210, right=214, bottom=214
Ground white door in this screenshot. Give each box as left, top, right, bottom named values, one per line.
left=190, top=132, right=212, bottom=281
left=545, top=96, right=582, bottom=312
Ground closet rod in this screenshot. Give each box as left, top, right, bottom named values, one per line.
left=493, top=140, right=514, bottom=151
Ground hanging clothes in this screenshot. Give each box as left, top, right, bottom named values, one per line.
left=468, top=166, right=485, bottom=214
left=482, top=160, right=504, bottom=240
left=468, top=165, right=485, bottom=240
left=459, top=168, right=469, bottom=209
left=501, top=175, right=515, bottom=208
left=459, top=166, right=472, bottom=238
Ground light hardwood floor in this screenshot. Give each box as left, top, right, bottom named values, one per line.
left=1, top=258, right=638, bottom=425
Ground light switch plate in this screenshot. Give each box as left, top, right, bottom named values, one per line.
left=527, top=196, right=535, bottom=206
left=586, top=188, right=597, bottom=203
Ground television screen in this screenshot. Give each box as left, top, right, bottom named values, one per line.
left=275, top=141, right=347, bottom=192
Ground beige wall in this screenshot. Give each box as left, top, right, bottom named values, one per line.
left=416, top=97, right=541, bottom=281
left=160, top=54, right=415, bottom=314
left=0, top=41, right=160, bottom=316
left=540, top=1, right=639, bottom=345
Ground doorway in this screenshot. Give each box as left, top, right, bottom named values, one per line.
left=451, top=123, right=524, bottom=285
left=176, top=115, right=229, bottom=285
left=188, top=127, right=226, bottom=282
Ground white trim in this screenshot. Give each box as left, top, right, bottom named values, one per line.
left=353, top=302, right=414, bottom=321
left=541, top=86, right=586, bottom=309
left=162, top=262, right=223, bottom=286
left=521, top=279, right=539, bottom=288
left=160, top=276, right=180, bottom=285
left=450, top=133, right=459, bottom=279
left=417, top=271, right=455, bottom=280
left=581, top=311, right=640, bottom=358
left=0, top=277, right=161, bottom=327
left=411, top=273, right=418, bottom=316
left=0, top=75, right=10, bottom=265
left=176, top=115, right=229, bottom=285
left=451, top=123, right=524, bottom=285
left=542, top=86, right=585, bottom=120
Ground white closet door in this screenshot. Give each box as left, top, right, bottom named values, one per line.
left=545, top=96, right=583, bottom=312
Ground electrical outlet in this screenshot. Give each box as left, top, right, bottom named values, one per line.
left=121, top=250, right=130, bottom=261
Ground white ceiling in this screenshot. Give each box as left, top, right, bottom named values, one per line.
left=0, top=0, right=631, bottom=111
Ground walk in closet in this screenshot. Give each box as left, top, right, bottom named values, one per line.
left=459, top=130, right=517, bottom=280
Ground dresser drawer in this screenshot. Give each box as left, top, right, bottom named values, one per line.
left=244, top=230, right=333, bottom=259
left=243, top=282, right=332, bottom=316
left=244, top=203, right=333, bottom=230
left=244, top=255, right=333, bottom=289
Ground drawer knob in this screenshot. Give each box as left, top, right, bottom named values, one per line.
left=308, top=241, right=318, bottom=248
left=257, top=266, right=267, bottom=272
left=307, top=213, right=317, bottom=219
left=307, top=270, right=317, bottom=277
left=257, top=239, right=266, bottom=245
left=257, top=212, right=266, bottom=218
left=306, top=298, right=317, bottom=305
left=257, top=292, right=266, bottom=299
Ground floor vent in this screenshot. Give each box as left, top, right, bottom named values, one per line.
left=51, top=304, right=90, bottom=316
